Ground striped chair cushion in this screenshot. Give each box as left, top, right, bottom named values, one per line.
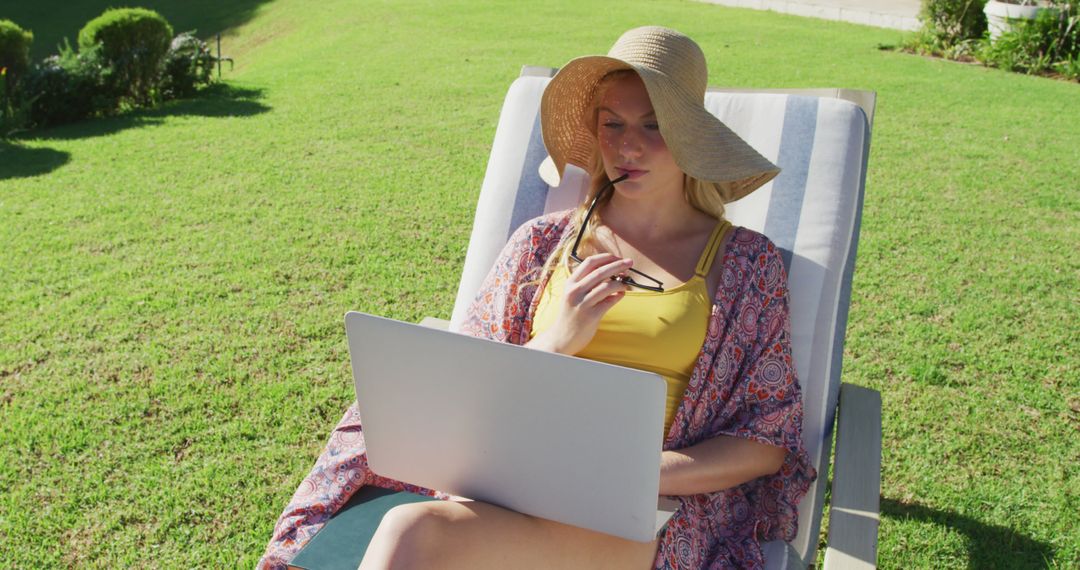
left=449, top=75, right=870, bottom=568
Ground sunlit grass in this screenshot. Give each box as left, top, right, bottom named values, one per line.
left=1, top=0, right=1077, bottom=567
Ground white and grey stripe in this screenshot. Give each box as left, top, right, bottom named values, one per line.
left=450, top=76, right=871, bottom=569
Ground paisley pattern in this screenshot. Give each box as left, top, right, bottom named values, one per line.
left=257, top=404, right=455, bottom=569
left=258, top=211, right=814, bottom=569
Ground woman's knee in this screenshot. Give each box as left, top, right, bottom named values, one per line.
left=364, top=502, right=453, bottom=569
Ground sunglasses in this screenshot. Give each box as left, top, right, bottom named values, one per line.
left=568, top=174, right=665, bottom=292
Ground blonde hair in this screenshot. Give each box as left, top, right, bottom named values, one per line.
left=536, top=70, right=728, bottom=286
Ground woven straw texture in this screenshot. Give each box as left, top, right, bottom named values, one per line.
left=540, top=26, right=780, bottom=203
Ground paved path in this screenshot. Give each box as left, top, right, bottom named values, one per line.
left=698, top=0, right=921, bottom=31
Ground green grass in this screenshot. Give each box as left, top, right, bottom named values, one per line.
left=1, top=0, right=1078, bottom=567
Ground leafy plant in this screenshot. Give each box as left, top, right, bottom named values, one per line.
left=0, top=70, right=33, bottom=137
left=0, top=19, right=33, bottom=132
left=1054, top=50, right=1080, bottom=77
left=0, top=19, right=33, bottom=88
left=917, top=0, right=989, bottom=51
left=77, top=8, right=173, bottom=104
left=160, top=32, right=216, bottom=100
left=978, top=2, right=1080, bottom=78
left=21, top=41, right=120, bottom=128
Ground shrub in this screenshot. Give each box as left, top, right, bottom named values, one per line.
left=1055, top=53, right=1080, bottom=79
left=978, top=2, right=1080, bottom=79
left=21, top=42, right=120, bottom=128
left=0, top=75, right=32, bottom=136
left=917, top=0, right=989, bottom=51
left=0, top=19, right=33, bottom=98
left=78, top=8, right=173, bottom=104
left=160, top=32, right=216, bottom=100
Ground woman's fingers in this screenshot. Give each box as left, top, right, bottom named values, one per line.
left=535, top=254, right=632, bottom=356
left=580, top=278, right=630, bottom=308
left=568, top=253, right=623, bottom=282
left=595, top=290, right=626, bottom=311
left=567, top=255, right=633, bottom=302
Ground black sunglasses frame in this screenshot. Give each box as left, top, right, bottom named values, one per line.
left=568, top=174, right=665, bottom=293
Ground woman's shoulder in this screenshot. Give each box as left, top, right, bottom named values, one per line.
left=507, top=210, right=574, bottom=244
left=721, top=226, right=789, bottom=299
left=726, top=225, right=783, bottom=262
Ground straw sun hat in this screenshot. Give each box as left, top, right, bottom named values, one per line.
left=540, top=26, right=779, bottom=203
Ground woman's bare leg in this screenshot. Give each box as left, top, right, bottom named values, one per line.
left=359, top=499, right=658, bottom=570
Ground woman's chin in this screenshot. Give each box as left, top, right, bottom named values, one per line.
left=611, top=181, right=652, bottom=200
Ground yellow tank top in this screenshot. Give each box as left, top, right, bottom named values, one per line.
left=531, top=220, right=732, bottom=435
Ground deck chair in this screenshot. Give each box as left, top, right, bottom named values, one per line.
left=434, top=67, right=883, bottom=569
left=294, top=68, right=881, bottom=570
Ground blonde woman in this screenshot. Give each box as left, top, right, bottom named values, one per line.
left=261, top=26, right=814, bottom=570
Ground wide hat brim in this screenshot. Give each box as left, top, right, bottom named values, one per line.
left=540, top=52, right=780, bottom=203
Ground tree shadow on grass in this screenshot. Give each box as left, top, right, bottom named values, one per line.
left=12, top=0, right=277, bottom=60
left=17, top=83, right=270, bottom=142
left=2, top=84, right=267, bottom=179
left=0, top=141, right=71, bottom=181
left=881, top=498, right=1056, bottom=568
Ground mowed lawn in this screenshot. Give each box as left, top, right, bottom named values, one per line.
left=1, top=0, right=1077, bottom=567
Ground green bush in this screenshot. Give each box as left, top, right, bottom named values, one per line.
left=21, top=42, right=120, bottom=128
left=917, top=0, right=988, bottom=51
left=160, top=32, right=216, bottom=100
left=0, top=19, right=33, bottom=98
left=1055, top=53, right=1080, bottom=79
left=0, top=83, right=31, bottom=136
left=78, top=7, right=173, bottom=104
left=978, top=3, right=1080, bottom=80
left=4, top=12, right=228, bottom=134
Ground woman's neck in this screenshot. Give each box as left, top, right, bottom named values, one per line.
left=602, top=185, right=712, bottom=241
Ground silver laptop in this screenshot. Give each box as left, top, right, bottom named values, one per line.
left=344, top=311, right=679, bottom=542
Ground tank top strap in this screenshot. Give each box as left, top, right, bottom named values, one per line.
left=694, top=220, right=733, bottom=278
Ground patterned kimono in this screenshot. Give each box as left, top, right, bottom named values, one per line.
left=259, top=211, right=815, bottom=569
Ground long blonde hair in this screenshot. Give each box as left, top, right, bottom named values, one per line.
left=537, top=70, right=728, bottom=285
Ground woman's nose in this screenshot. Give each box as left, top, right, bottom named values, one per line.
left=619, top=128, right=644, bottom=158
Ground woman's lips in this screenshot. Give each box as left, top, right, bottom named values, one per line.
left=616, top=167, right=647, bottom=179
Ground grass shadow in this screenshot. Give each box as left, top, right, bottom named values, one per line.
left=17, top=83, right=270, bottom=142
left=0, top=141, right=71, bottom=181
left=881, top=498, right=1056, bottom=568
left=10, top=0, right=276, bottom=60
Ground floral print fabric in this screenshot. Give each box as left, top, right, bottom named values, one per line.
left=259, top=211, right=814, bottom=569
left=256, top=404, right=449, bottom=569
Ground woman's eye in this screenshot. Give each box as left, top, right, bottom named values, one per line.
left=645, top=123, right=660, bottom=131
left=602, top=121, right=623, bottom=129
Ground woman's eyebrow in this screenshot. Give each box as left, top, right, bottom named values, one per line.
left=598, top=106, right=656, bottom=119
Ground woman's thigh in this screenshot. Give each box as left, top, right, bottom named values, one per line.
left=361, top=499, right=659, bottom=570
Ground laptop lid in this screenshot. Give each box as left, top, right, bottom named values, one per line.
left=344, top=311, right=667, bottom=542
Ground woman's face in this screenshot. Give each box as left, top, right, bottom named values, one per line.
left=596, top=73, right=683, bottom=198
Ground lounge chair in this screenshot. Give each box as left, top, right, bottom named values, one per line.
left=291, top=67, right=882, bottom=570
left=442, top=67, right=882, bottom=570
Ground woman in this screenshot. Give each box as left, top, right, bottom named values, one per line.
left=260, top=26, right=814, bottom=569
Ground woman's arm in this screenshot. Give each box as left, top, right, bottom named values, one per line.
left=658, top=435, right=787, bottom=496
left=660, top=234, right=804, bottom=497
